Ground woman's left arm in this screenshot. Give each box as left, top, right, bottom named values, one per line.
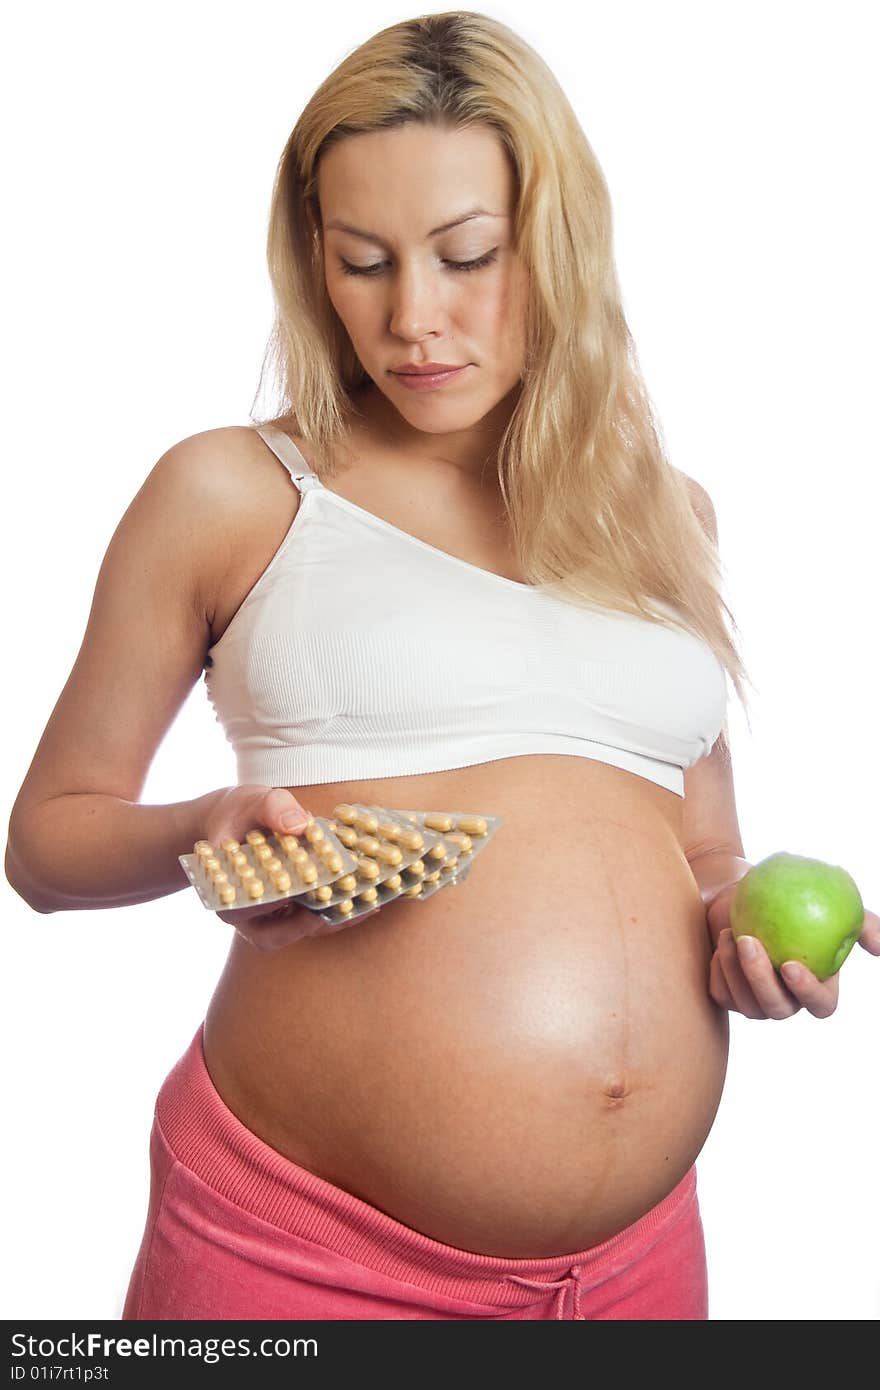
left=679, top=473, right=880, bottom=1017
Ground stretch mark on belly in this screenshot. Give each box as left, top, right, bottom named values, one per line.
left=586, top=818, right=634, bottom=1106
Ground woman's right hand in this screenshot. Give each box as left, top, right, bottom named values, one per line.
left=198, top=784, right=331, bottom=953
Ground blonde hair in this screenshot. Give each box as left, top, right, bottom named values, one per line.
left=252, top=9, right=756, bottom=752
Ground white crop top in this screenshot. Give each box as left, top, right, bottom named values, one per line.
left=202, top=424, right=728, bottom=796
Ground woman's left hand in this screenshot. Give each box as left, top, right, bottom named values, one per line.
left=706, top=880, right=880, bottom=1019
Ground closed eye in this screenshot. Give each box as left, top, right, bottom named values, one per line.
left=339, top=250, right=499, bottom=277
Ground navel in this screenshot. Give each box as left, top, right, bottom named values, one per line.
left=602, top=1077, right=629, bottom=1102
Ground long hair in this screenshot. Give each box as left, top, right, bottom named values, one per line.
left=251, top=9, right=755, bottom=751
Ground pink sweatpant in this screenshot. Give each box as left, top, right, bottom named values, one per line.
left=122, top=1023, right=709, bottom=1320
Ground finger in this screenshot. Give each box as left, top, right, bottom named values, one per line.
left=262, top=786, right=311, bottom=832
left=857, top=909, right=880, bottom=956
left=716, top=930, right=771, bottom=1018
left=709, top=949, right=738, bottom=1011
left=235, top=911, right=319, bottom=952
left=717, top=929, right=796, bottom=1019
left=215, top=901, right=283, bottom=928
left=235, top=922, right=301, bottom=952
left=778, top=960, right=839, bottom=1019
left=216, top=896, right=309, bottom=929
left=732, top=933, right=802, bottom=1020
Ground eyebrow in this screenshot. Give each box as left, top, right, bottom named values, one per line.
left=324, top=207, right=503, bottom=245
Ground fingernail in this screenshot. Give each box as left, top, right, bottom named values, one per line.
left=280, top=811, right=307, bottom=832
left=738, top=936, right=757, bottom=961
left=781, top=962, right=801, bottom=985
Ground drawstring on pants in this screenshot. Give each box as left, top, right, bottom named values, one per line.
left=505, top=1264, right=584, bottom=1319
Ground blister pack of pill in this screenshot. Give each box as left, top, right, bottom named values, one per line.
left=292, top=802, right=454, bottom=926
left=388, top=809, right=502, bottom=897
left=181, top=801, right=503, bottom=929
left=179, top=815, right=358, bottom=911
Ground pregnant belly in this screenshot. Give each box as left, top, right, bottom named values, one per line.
left=202, top=758, right=729, bottom=1258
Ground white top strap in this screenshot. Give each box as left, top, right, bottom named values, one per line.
left=253, top=424, right=322, bottom=492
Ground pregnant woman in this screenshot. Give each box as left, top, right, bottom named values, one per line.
left=7, top=13, right=877, bottom=1321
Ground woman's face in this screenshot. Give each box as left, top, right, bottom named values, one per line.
left=318, top=122, right=529, bottom=442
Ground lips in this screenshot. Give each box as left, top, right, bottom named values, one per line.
left=391, top=364, right=471, bottom=392
left=391, top=364, right=467, bottom=375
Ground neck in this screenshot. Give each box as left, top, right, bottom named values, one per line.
left=348, top=380, right=517, bottom=491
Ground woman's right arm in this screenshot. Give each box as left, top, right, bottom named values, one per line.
left=4, top=428, right=308, bottom=915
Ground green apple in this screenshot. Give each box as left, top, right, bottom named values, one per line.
left=730, top=851, right=864, bottom=981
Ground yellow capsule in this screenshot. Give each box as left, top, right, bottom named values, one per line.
left=397, top=828, right=424, bottom=851
left=404, top=882, right=423, bottom=897
left=230, top=851, right=248, bottom=870
left=220, top=838, right=240, bottom=855
left=334, top=898, right=355, bottom=916
left=313, top=883, right=333, bottom=903
left=375, top=843, right=403, bottom=866
left=295, top=861, right=318, bottom=884
left=334, top=874, right=357, bottom=893
left=333, top=804, right=358, bottom=824
left=246, top=878, right=265, bottom=899
left=424, top=870, right=441, bottom=884
left=383, top=873, right=402, bottom=891
left=445, top=832, right=473, bottom=853
left=405, top=859, right=425, bottom=878
left=254, top=843, right=273, bottom=863
left=304, top=821, right=324, bottom=846
left=265, top=855, right=282, bottom=873
left=354, top=811, right=378, bottom=834
left=286, top=845, right=309, bottom=866
left=356, top=835, right=381, bottom=856
left=218, top=884, right=237, bottom=905
left=245, top=830, right=266, bottom=846
left=377, top=819, right=402, bottom=842
left=359, top=887, right=379, bottom=905
left=237, top=864, right=256, bottom=882
left=203, top=856, right=221, bottom=875
left=194, top=840, right=213, bottom=856
left=210, top=869, right=229, bottom=886
left=457, top=816, right=488, bottom=836
left=270, top=870, right=292, bottom=892
left=424, top=813, right=454, bottom=833
left=333, top=824, right=358, bottom=848
left=356, top=857, right=380, bottom=881
left=428, top=843, right=447, bottom=861
left=319, top=847, right=344, bottom=871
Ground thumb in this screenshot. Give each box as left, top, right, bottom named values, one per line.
left=857, top=909, right=880, bottom=955
left=262, top=787, right=312, bottom=834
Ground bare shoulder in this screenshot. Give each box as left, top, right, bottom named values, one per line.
left=151, top=423, right=296, bottom=589
left=109, top=422, right=286, bottom=639
left=152, top=424, right=269, bottom=497
left=164, top=424, right=306, bottom=641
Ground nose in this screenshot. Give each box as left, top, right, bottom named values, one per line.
left=387, top=261, right=447, bottom=342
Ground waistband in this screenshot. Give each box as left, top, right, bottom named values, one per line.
left=155, top=1022, right=698, bottom=1309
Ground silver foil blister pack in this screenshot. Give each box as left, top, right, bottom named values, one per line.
left=181, top=801, right=503, bottom=930
left=179, top=815, right=358, bottom=911
left=386, top=808, right=503, bottom=899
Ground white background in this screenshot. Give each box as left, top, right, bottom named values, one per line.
left=2, top=0, right=877, bottom=1322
